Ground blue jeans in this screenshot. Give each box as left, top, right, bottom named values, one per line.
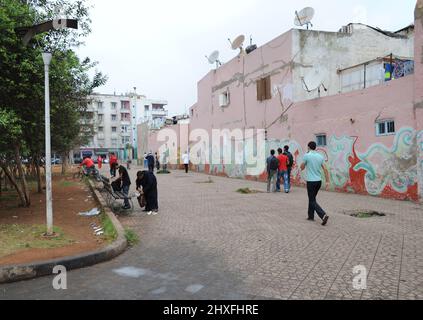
left=276, top=170, right=289, bottom=192
left=122, top=185, right=130, bottom=207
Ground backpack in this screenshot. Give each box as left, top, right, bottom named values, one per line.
left=269, top=156, right=279, bottom=171
left=286, top=152, right=294, bottom=168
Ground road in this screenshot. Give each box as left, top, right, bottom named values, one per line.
left=1, top=167, right=423, bottom=300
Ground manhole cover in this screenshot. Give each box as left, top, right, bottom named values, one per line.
left=345, top=210, right=386, bottom=218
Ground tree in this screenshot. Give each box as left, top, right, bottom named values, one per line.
left=0, top=108, right=31, bottom=206
left=0, top=0, right=106, bottom=204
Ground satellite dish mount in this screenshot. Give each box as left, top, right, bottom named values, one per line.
left=294, top=7, right=315, bottom=30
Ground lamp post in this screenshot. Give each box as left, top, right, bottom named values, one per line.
left=42, top=52, right=54, bottom=236
left=16, top=18, right=78, bottom=236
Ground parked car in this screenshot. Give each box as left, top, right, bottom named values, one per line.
left=73, top=157, right=82, bottom=164
left=51, top=158, right=62, bottom=165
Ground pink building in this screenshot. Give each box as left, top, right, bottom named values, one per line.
left=146, top=1, right=423, bottom=202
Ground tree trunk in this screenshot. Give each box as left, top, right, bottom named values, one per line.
left=14, top=145, right=31, bottom=207
left=61, top=152, right=69, bottom=175
left=0, top=168, right=2, bottom=198
left=34, top=154, right=43, bottom=193
left=1, top=165, right=27, bottom=207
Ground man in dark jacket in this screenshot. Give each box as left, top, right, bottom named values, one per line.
left=136, top=170, right=158, bottom=215
left=284, top=145, right=294, bottom=190
left=118, top=166, right=131, bottom=210
left=146, top=152, right=155, bottom=172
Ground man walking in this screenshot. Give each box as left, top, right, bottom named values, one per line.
left=284, top=145, right=294, bottom=191
left=266, top=150, right=279, bottom=193
left=276, top=148, right=289, bottom=193
left=109, top=153, right=118, bottom=178
left=182, top=151, right=189, bottom=173
left=301, top=142, right=330, bottom=226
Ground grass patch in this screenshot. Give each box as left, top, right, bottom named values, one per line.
left=124, top=229, right=139, bottom=247
left=60, top=180, right=77, bottom=188
left=0, top=192, right=18, bottom=201
left=0, top=224, right=74, bottom=258
left=236, top=188, right=262, bottom=194
left=157, top=170, right=171, bottom=174
left=100, top=211, right=117, bottom=243
left=348, top=210, right=386, bottom=218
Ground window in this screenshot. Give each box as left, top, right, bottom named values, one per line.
left=98, top=126, right=104, bottom=132
left=376, top=120, right=395, bottom=136
left=121, top=101, right=130, bottom=110
left=112, top=127, right=117, bottom=133
left=111, top=115, right=117, bottom=121
left=145, top=105, right=150, bottom=111
left=121, top=137, right=130, bottom=144
left=111, top=139, right=118, bottom=147
left=121, top=113, right=130, bottom=121
left=98, top=114, right=103, bottom=122
left=219, top=90, right=230, bottom=107
left=111, top=102, right=117, bottom=109
left=97, top=101, right=103, bottom=109
left=121, top=126, right=128, bottom=133
left=256, top=76, right=272, bottom=101
left=316, top=134, right=327, bottom=147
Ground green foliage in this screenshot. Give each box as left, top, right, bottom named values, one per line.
left=100, top=212, right=117, bottom=243
left=0, top=0, right=106, bottom=162
left=124, top=228, right=139, bottom=247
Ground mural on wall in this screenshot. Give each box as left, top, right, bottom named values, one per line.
left=326, top=136, right=356, bottom=189
left=353, top=127, right=418, bottom=200
left=188, top=127, right=420, bottom=201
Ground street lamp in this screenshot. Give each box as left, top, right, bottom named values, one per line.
left=16, top=19, right=78, bottom=236
left=42, top=52, right=54, bottom=235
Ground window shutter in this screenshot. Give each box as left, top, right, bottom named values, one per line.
left=265, top=76, right=272, bottom=100
left=257, top=80, right=263, bottom=101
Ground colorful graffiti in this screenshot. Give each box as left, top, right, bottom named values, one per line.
left=353, top=127, right=418, bottom=199
left=188, top=127, right=420, bottom=202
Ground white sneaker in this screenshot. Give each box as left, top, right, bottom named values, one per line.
left=152, top=211, right=158, bottom=216
left=147, top=211, right=153, bottom=216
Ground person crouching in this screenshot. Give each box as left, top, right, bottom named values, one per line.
left=136, top=170, right=158, bottom=215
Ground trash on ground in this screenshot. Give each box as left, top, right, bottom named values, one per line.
left=78, top=208, right=101, bottom=217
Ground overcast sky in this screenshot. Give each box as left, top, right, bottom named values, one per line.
left=76, top=0, right=416, bottom=116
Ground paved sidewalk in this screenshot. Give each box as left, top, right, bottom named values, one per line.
left=1, top=167, right=422, bottom=300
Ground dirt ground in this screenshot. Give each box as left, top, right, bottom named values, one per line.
left=0, top=173, right=107, bottom=266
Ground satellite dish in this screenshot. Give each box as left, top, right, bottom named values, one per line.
left=302, top=67, right=328, bottom=92
left=205, top=50, right=222, bottom=68
left=294, top=7, right=315, bottom=29
left=228, top=35, right=245, bottom=55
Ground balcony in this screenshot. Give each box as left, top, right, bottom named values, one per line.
left=120, top=108, right=131, bottom=114
left=151, top=109, right=168, bottom=117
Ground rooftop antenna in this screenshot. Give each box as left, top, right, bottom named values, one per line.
left=228, top=34, right=245, bottom=56
left=205, top=50, right=222, bottom=68
left=301, top=66, right=328, bottom=94
left=294, top=7, right=315, bottom=30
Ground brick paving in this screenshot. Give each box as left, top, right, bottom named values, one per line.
left=1, top=167, right=422, bottom=300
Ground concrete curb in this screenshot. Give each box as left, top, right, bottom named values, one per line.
left=0, top=179, right=128, bottom=284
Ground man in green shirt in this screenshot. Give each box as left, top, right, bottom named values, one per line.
left=301, top=141, right=330, bottom=226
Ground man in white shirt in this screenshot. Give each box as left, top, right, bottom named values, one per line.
left=182, top=152, right=189, bottom=173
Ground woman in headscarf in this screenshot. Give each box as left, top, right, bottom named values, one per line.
left=136, top=170, right=158, bottom=215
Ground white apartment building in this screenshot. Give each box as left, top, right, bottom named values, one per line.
left=78, top=93, right=168, bottom=161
